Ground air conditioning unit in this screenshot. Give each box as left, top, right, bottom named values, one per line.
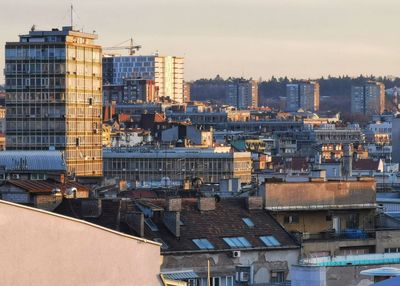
left=232, top=250, right=241, bottom=258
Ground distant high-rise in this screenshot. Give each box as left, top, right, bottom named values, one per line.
left=103, top=55, right=184, bottom=103
left=286, top=81, right=319, bottom=112
left=4, top=26, right=102, bottom=177
left=226, top=80, right=258, bottom=109
left=351, top=82, right=385, bottom=115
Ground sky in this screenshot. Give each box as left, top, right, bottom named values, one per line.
left=1, top=0, right=400, bottom=83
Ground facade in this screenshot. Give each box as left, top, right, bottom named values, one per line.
left=161, top=125, right=213, bottom=147
left=0, top=199, right=162, bottom=286
left=351, top=82, right=385, bottom=115
left=261, top=179, right=377, bottom=257
left=124, top=78, right=157, bottom=102
left=286, top=82, right=320, bottom=112
left=4, top=26, right=102, bottom=177
left=103, top=55, right=184, bottom=103
left=392, top=117, right=400, bottom=164
left=103, top=147, right=252, bottom=184
left=226, top=80, right=258, bottom=109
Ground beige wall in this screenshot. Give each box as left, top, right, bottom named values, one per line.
left=376, top=230, right=400, bottom=253
left=275, top=210, right=375, bottom=234
left=0, top=200, right=162, bottom=286
left=264, top=180, right=376, bottom=209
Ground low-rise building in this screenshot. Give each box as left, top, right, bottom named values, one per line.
left=0, top=150, right=66, bottom=181
left=55, top=197, right=300, bottom=285
left=260, top=178, right=377, bottom=257
left=103, top=147, right=252, bottom=185
left=292, top=253, right=400, bottom=286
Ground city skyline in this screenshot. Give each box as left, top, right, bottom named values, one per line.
left=1, top=0, right=400, bottom=84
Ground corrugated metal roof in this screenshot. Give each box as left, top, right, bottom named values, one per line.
left=162, top=270, right=198, bottom=280
left=0, top=151, right=66, bottom=171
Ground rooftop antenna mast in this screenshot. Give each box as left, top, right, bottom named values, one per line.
left=70, top=4, right=73, bottom=27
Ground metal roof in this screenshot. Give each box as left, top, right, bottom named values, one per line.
left=161, top=270, right=198, bottom=280
left=0, top=151, right=66, bottom=172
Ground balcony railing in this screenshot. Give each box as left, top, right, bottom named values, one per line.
left=294, top=229, right=376, bottom=242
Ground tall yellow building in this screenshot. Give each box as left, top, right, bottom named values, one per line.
left=5, top=26, right=102, bottom=177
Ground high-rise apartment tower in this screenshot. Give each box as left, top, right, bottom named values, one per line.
left=351, top=82, right=385, bottom=115
left=286, top=81, right=319, bottom=112
left=4, top=26, right=102, bottom=177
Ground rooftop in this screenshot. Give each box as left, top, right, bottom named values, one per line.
left=55, top=197, right=299, bottom=253
left=6, top=180, right=89, bottom=194
left=301, top=253, right=400, bottom=267
left=0, top=151, right=66, bottom=172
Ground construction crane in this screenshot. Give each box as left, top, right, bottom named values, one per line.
left=103, top=38, right=142, bottom=55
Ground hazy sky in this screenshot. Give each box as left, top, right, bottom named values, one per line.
left=1, top=0, right=400, bottom=83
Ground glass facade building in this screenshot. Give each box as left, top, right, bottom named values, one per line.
left=4, top=26, right=103, bottom=177
left=103, top=55, right=184, bottom=103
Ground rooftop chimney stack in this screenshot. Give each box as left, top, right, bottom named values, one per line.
left=197, top=197, right=216, bottom=211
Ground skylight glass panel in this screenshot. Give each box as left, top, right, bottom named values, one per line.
left=242, top=218, right=255, bottom=227
left=223, top=237, right=252, bottom=248
left=192, top=239, right=214, bottom=250
left=260, top=236, right=281, bottom=247
left=144, top=218, right=159, bottom=231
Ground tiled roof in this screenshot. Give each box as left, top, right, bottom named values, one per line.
left=54, top=197, right=299, bottom=253
left=0, top=151, right=66, bottom=172
left=7, top=180, right=89, bottom=194
left=149, top=198, right=299, bottom=253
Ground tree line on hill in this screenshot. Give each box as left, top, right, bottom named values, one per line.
left=190, top=75, right=400, bottom=114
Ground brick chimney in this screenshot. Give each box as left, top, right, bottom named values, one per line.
left=81, top=199, right=102, bottom=218
left=197, top=197, right=216, bottom=211
left=167, top=198, right=182, bottom=212
left=246, top=196, right=263, bottom=210
left=125, top=212, right=144, bottom=237
left=163, top=211, right=180, bottom=238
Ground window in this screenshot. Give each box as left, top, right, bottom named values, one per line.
left=260, top=236, right=281, bottom=247
left=385, top=248, right=400, bottom=253
left=223, top=237, right=251, bottom=248
left=210, top=277, right=220, bottom=286
left=192, top=239, right=214, bottom=250
left=270, top=271, right=285, bottom=283
left=284, top=214, right=299, bottom=224
left=242, top=218, right=255, bottom=227
left=144, top=218, right=158, bottom=231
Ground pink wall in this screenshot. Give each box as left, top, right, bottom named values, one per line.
left=0, top=200, right=162, bottom=286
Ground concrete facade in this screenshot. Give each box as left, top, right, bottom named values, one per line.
left=162, top=249, right=299, bottom=285
left=0, top=199, right=162, bottom=286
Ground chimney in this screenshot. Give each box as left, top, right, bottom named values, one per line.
left=81, top=199, right=102, bottom=218
left=167, top=198, right=182, bottom=212
left=163, top=211, right=180, bottom=238
left=246, top=196, right=263, bottom=210
left=197, top=197, right=216, bottom=211
left=343, top=144, right=353, bottom=178
left=125, top=212, right=144, bottom=237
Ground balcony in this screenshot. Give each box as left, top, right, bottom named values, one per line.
left=296, top=229, right=376, bottom=242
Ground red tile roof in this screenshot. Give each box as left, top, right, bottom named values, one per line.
left=7, top=180, right=89, bottom=194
